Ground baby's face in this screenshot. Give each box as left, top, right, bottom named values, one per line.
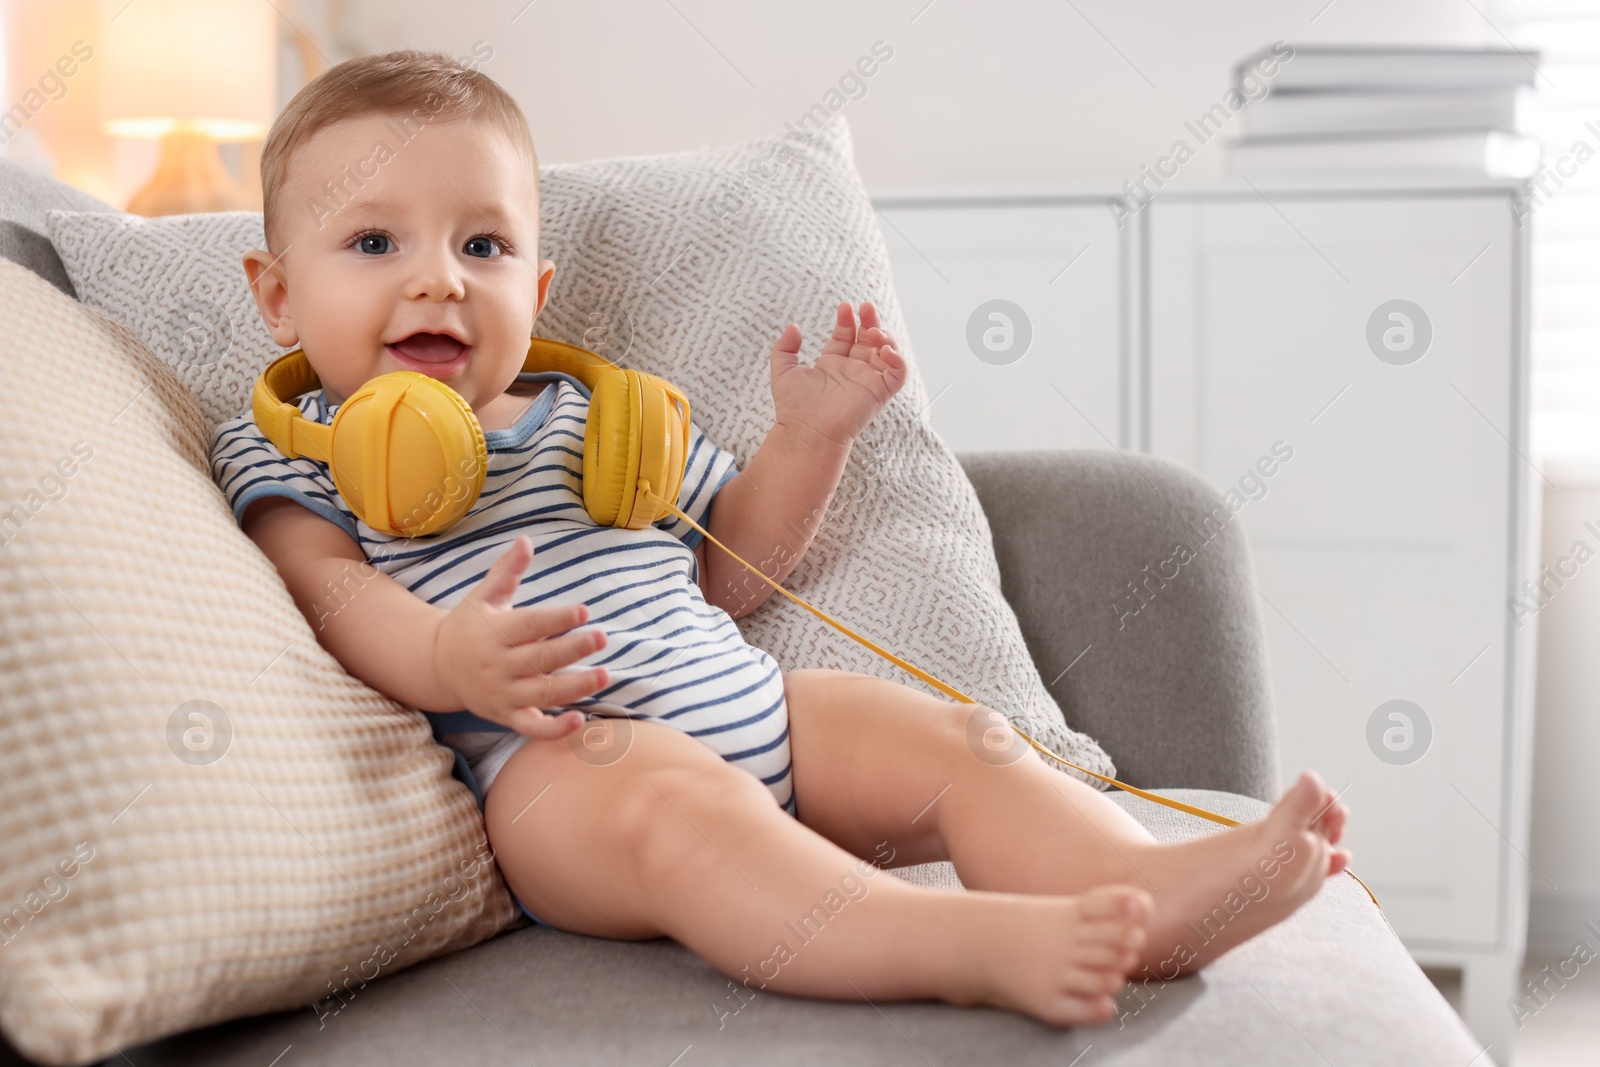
left=243, top=112, right=553, bottom=421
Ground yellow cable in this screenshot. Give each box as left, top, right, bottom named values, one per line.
left=643, top=483, right=1380, bottom=911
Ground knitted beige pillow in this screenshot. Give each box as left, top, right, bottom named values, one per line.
left=46, top=118, right=1116, bottom=788
left=0, top=257, right=517, bottom=1066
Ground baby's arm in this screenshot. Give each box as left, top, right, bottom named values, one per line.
left=700, top=301, right=906, bottom=619
left=244, top=497, right=454, bottom=710
left=697, top=425, right=847, bottom=621
left=243, top=498, right=604, bottom=737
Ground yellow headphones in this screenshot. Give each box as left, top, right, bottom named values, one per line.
left=251, top=336, right=691, bottom=538
left=250, top=339, right=1378, bottom=910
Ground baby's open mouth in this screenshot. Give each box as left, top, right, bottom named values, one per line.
left=387, top=332, right=472, bottom=376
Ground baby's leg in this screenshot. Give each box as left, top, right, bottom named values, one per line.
left=483, top=715, right=1151, bottom=1026
left=781, top=669, right=1350, bottom=976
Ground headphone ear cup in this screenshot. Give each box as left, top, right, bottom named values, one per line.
left=583, top=367, right=641, bottom=528
left=330, top=372, right=486, bottom=537
left=632, top=372, right=688, bottom=526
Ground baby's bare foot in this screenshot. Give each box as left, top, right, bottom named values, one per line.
left=959, top=884, right=1152, bottom=1028
left=1136, top=771, right=1351, bottom=976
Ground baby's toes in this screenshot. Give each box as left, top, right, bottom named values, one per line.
left=1077, top=884, right=1153, bottom=926
left=1071, top=938, right=1141, bottom=975
left=1270, top=771, right=1326, bottom=831
left=1073, top=887, right=1149, bottom=967
left=1042, top=992, right=1118, bottom=1029
left=1058, top=959, right=1130, bottom=999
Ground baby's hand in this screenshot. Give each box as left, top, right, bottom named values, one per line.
left=432, top=535, right=610, bottom=739
left=769, top=300, right=908, bottom=451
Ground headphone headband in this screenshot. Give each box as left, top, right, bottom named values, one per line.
left=252, top=347, right=328, bottom=461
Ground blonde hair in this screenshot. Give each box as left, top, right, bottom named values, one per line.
left=259, top=48, right=537, bottom=251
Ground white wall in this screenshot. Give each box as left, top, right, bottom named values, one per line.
left=329, top=0, right=1498, bottom=191
left=1527, top=481, right=1600, bottom=952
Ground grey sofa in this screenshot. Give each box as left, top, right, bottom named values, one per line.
left=0, top=157, right=1490, bottom=1066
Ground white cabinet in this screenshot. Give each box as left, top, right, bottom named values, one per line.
left=876, top=181, right=1537, bottom=1055
left=1147, top=187, right=1537, bottom=1055
left=1146, top=193, right=1520, bottom=941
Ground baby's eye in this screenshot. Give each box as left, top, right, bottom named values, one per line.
left=352, top=231, right=391, bottom=255
left=464, top=234, right=507, bottom=259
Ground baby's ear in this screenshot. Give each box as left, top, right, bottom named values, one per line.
left=242, top=248, right=298, bottom=347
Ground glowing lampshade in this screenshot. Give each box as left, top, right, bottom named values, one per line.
left=96, top=0, right=277, bottom=213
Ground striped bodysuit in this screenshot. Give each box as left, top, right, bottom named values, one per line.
left=209, top=369, right=796, bottom=924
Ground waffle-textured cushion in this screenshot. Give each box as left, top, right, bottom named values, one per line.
left=0, top=257, right=517, bottom=1067
left=45, top=117, right=1114, bottom=787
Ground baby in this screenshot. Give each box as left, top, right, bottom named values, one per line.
left=211, top=49, right=1351, bottom=1029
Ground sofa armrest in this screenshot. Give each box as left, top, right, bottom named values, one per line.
left=0, top=158, right=120, bottom=299
left=956, top=449, right=1280, bottom=801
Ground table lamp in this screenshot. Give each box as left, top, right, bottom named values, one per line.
left=96, top=0, right=277, bottom=215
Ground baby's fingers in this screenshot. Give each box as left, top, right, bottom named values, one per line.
left=503, top=600, right=593, bottom=647
left=513, top=627, right=607, bottom=675
left=769, top=323, right=803, bottom=379
left=832, top=300, right=858, bottom=338
left=471, top=536, right=534, bottom=609
left=818, top=301, right=860, bottom=358
left=849, top=328, right=897, bottom=361
left=507, top=664, right=611, bottom=715
left=507, top=706, right=585, bottom=740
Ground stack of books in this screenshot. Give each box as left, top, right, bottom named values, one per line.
left=1229, top=45, right=1542, bottom=178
